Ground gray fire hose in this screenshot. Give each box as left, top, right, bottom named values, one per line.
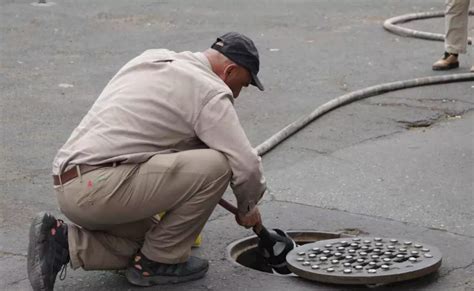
left=219, top=11, right=474, bottom=211
left=383, top=10, right=473, bottom=44
left=254, top=73, right=474, bottom=156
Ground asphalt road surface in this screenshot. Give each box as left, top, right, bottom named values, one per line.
left=1, top=0, right=473, bottom=290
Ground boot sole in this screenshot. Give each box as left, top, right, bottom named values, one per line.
left=432, top=62, right=459, bottom=70
left=125, top=264, right=209, bottom=286
left=27, top=212, right=54, bottom=291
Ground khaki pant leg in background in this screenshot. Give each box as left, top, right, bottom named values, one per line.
left=445, top=0, right=471, bottom=54
left=56, top=149, right=231, bottom=270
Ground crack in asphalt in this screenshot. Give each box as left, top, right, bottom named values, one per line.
left=267, top=198, right=474, bottom=239
left=419, top=98, right=474, bottom=106
left=364, top=98, right=474, bottom=110
left=447, top=260, right=474, bottom=274
left=6, top=277, right=29, bottom=287
left=352, top=129, right=405, bottom=145
left=296, top=147, right=330, bottom=155
left=239, top=190, right=472, bottom=238
left=288, top=103, right=473, bottom=159
left=0, top=251, right=27, bottom=258
left=397, top=108, right=474, bottom=128
left=363, top=100, right=474, bottom=126
left=396, top=112, right=444, bottom=128
left=440, top=260, right=474, bottom=281
left=294, top=129, right=404, bottom=157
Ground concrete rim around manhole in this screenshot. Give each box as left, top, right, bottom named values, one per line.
left=226, top=230, right=353, bottom=275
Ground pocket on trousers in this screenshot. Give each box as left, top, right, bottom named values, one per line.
left=74, top=169, right=114, bottom=207
left=76, top=165, right=139, bottom=207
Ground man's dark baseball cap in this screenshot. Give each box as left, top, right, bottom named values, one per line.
left=211, top=32, right=264, bottom=91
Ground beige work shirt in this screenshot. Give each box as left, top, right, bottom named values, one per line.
left=52, top=49, right=266, bottom=213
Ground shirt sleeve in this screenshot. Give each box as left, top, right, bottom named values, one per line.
left=194, top=92, right=266, bottom=214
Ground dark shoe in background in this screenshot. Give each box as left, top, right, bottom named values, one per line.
left=432, top=52, right=459, bottom=70
left=27, top=212, right=70, bottom=291
left=125, top=251, right=209, bottom=286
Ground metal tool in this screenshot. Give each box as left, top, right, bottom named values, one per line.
left=219, top=199, right=296, bottom=274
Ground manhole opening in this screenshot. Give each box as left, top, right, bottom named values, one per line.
left=227, top=231, right=350, bottom=275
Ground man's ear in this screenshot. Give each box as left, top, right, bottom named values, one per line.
left=223, top=63, right=238, bottom=78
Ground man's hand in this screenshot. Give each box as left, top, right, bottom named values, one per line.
left=236, top=206, right=262, bottom=228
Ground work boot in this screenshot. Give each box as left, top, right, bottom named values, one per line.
left=432, top=52, right=459, bottom=70
left=125, top=251, right=209, bottom=286
left=27, top=212, right=70, bottom=291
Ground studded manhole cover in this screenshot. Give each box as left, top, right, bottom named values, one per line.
left=286, top=237, right=442, bottom=285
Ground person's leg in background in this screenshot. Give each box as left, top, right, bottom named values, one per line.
left=432, top=0, right=471, bottom=70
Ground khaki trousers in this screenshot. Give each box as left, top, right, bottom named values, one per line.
left=55, top=149, right=231, bottom=270
left=445, top=0, right=471, bottom=54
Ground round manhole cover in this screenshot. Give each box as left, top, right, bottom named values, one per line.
left=286, top=237, right=442, bottom=285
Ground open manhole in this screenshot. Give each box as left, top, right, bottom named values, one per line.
left=227, top=230, right=351, bottom=275
left=228, top=233, right=442, bottom=285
